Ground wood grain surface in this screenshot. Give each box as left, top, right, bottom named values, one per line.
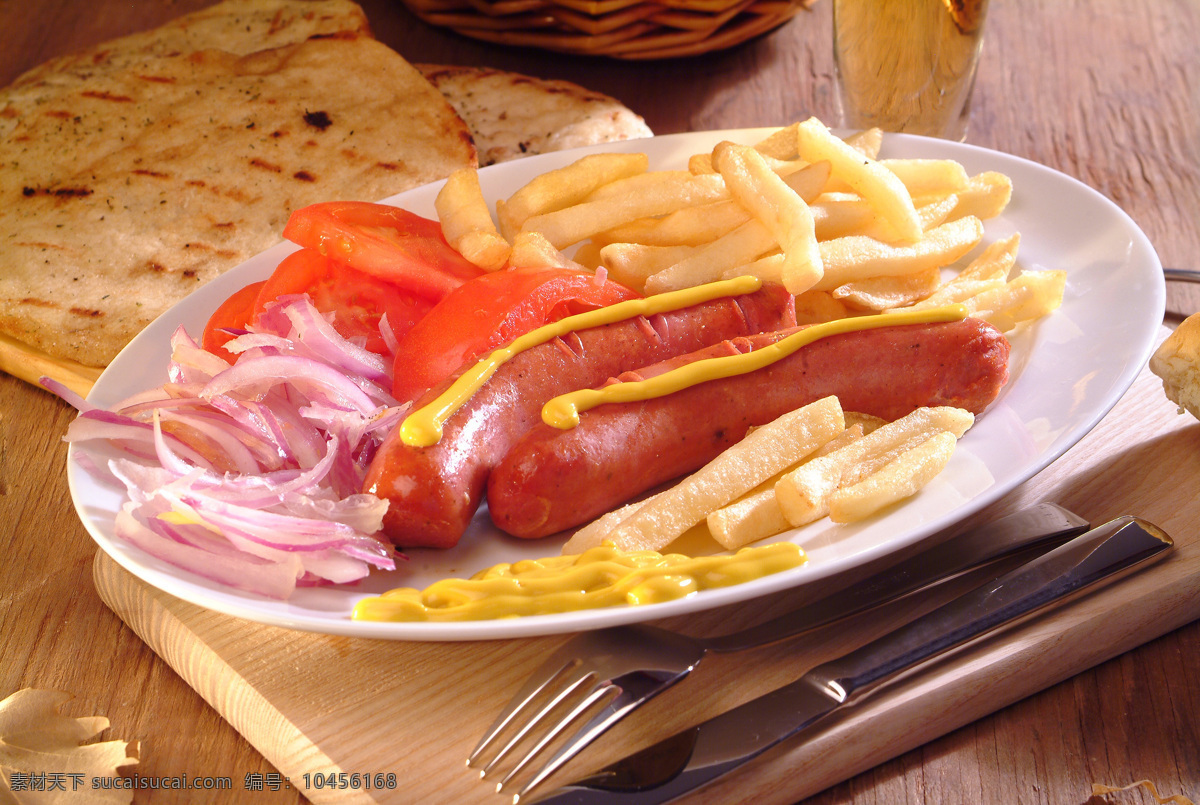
left=2, top=1, right=1198, bottom=804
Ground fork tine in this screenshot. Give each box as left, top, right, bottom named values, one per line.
left=481, top=668, right=602, bottom=776
left=468, top=657, right=581, bottom=768
left=496, top=682, right=619, bottom=793
left=514, top=668, right=686, bottom=801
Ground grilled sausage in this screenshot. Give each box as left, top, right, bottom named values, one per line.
left=486, top=317, right=1011, bottom=540
left=363, top=284, right=796, bottom=548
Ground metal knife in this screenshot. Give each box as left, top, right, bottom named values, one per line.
left=529, top=515, right=1173, bottom=805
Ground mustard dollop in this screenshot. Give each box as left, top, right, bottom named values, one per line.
left=351, top=541, right=806, bottom=622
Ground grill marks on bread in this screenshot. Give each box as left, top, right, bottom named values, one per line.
left=0, top=32, right=475, bottom=365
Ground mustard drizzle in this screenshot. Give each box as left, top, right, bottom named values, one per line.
left=398, top=275, right=763, bottom=447
left=541, top=302, right=969, bottom=429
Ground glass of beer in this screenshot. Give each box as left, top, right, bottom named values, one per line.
left=833, top=0, right=989, bottom=141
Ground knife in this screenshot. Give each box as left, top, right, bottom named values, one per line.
left=529, top=515, right=1173, bottom=804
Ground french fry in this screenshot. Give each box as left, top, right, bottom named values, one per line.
left=707, top=425, right=864, bottom=549
left=602, top=160, right=831, bottom=250
left=901, top=234, right=1020, bottom=311
left=505, top=231, right=580, bottom=271
left=928, top=171, right=1013, bottom=220
left=435, top=168, right=510, bottom=271
left=962, top=269, right=1068, bottom=332
left=793, top=288, right=852, bottom=324
left=599, top=200, right=750, bottom=247
left=601, top=242, right=698, bottom=291
left=774, top=406, right=974, bottom=527
left=497, top=152, right=649, bottom=241
left=843, top=127, right=883, bottom=158
left=563, top=490, right=668, bottom=555
left=831, top=267, right=943, bottom=311
left=712, top=141, right=823, bottom=293
left=520, top=172, right=728, bottom=250
left=596, top=397, right=846, bottom=553
left=689, top=124, right=808, bottom=174
left=570, top=239, right=604, bottom=270
left=880, top=158, right=970, bottom=196
left=645, top=218, right=777, bottom=293
left=829, top=431, right=958, bottom=522
left=815, top=216, right=985, bottom=290
left=796, top=117, right=922, bottom=243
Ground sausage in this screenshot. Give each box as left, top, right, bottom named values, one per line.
left=486, top=317, right=1011, bottom=540
left=363, top=284, right=796, bottom=548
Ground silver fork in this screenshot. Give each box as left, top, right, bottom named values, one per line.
left=467, top=503, right=1089, bottom=800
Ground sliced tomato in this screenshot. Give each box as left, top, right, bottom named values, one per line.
left=201, top=280, right=266, bottom=359
left=252, top=248, right=435, bottom=356
left=391, top=267, right=639, bottom=404
left=282, top=201, right=484, bottom=301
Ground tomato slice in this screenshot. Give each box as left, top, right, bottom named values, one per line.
left=253, top=248, right=435, bottom=356
left=282, top=202, right=484, bottom=301
left=391, top=267, right=639, bottom=404
left=201, top=280, right=266, bottom=359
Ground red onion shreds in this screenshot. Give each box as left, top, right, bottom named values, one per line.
left=58, top=295, right=404, bottom=600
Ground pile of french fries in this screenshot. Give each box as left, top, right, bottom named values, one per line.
left=560, top=397, right=974, bottom=555
left=435, top=116, right=1066, bottom=336
left=430, top=117, right=1069, bottom=554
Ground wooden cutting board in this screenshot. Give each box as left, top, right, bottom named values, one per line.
left=87, top=327, right=1200, bottom=805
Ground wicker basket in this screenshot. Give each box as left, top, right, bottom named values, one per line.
left=401, top=0, right=815, bottom=59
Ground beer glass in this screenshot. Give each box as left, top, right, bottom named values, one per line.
left=833, top=0, right=988, bottom=141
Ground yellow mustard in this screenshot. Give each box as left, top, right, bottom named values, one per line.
left=398, top=275, right=763, bottom=447
left=351, top=541, right=806, bottom=622
left=542, top=302, right=969, bottom=429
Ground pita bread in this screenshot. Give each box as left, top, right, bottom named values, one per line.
left=416, top=64, right=653, bottom=166
left=10, top=0, right=371, bottom=88
left=0, top=35, right=475, bottom=366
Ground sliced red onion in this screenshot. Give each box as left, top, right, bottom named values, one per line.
left=56, top=294, right=406, bottom=600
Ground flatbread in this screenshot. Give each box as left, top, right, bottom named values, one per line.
left=9, top=0, right=371, bottom=88
left=416, top=64, right=653, bottom=166
left=0, top=35, right=475, bottom=366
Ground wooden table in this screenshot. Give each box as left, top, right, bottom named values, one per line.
left=2, top=1, right=1198, bottom=803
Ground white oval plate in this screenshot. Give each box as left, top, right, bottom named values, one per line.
left=68, top=129, right=1164, bottom=641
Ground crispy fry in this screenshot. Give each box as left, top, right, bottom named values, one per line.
left=901, top=234, right=1020, bottom=311
left=832, top=267, right=943, bottom=311
left=793, top=288, right=853, bottom=323
left=707, top=425, right=864, bottom=549
left=843, top=127, right=883, bottom=158
left=774, top=406, right=973, bottom=527
left=601, top=242, right=698, bottom=291
left=599, top=200, right=750, bottom=247
left=815, top=216, right=985, bottom=291
left=881, top=158, right=970, bottom=196
left=593, top=397, right=846, bottom=553
left=929, top=171, right=1013, bottom=220
left=796, top=117, right=922, bottom=243
left=645, top=218, right=777, bottom=293
left=435, top=168, right=511, bottom=271
left=520, top=172, right=728, bottom=250
left=497, top=152, right=649, bottom=241
left=963, top=269, right=1068, bottom=332
left=829, top=431, right=958, bottom=522
left=505, top=230, right=580, bottom=271
left=712, top=141, right=822, bottom=293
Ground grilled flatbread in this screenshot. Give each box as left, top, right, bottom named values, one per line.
left=0, top=1, right=653, bottom=381
left=9, top=0, right=370, bottom=88
left=416, top=64, right=653, bottom=166
left=0, top=35, right=475, bottom=367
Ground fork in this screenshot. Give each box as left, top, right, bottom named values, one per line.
left=467, top=503, right=1089, bottom=800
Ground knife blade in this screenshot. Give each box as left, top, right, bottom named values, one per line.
left=530, top=515, right=1172, bottom=805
